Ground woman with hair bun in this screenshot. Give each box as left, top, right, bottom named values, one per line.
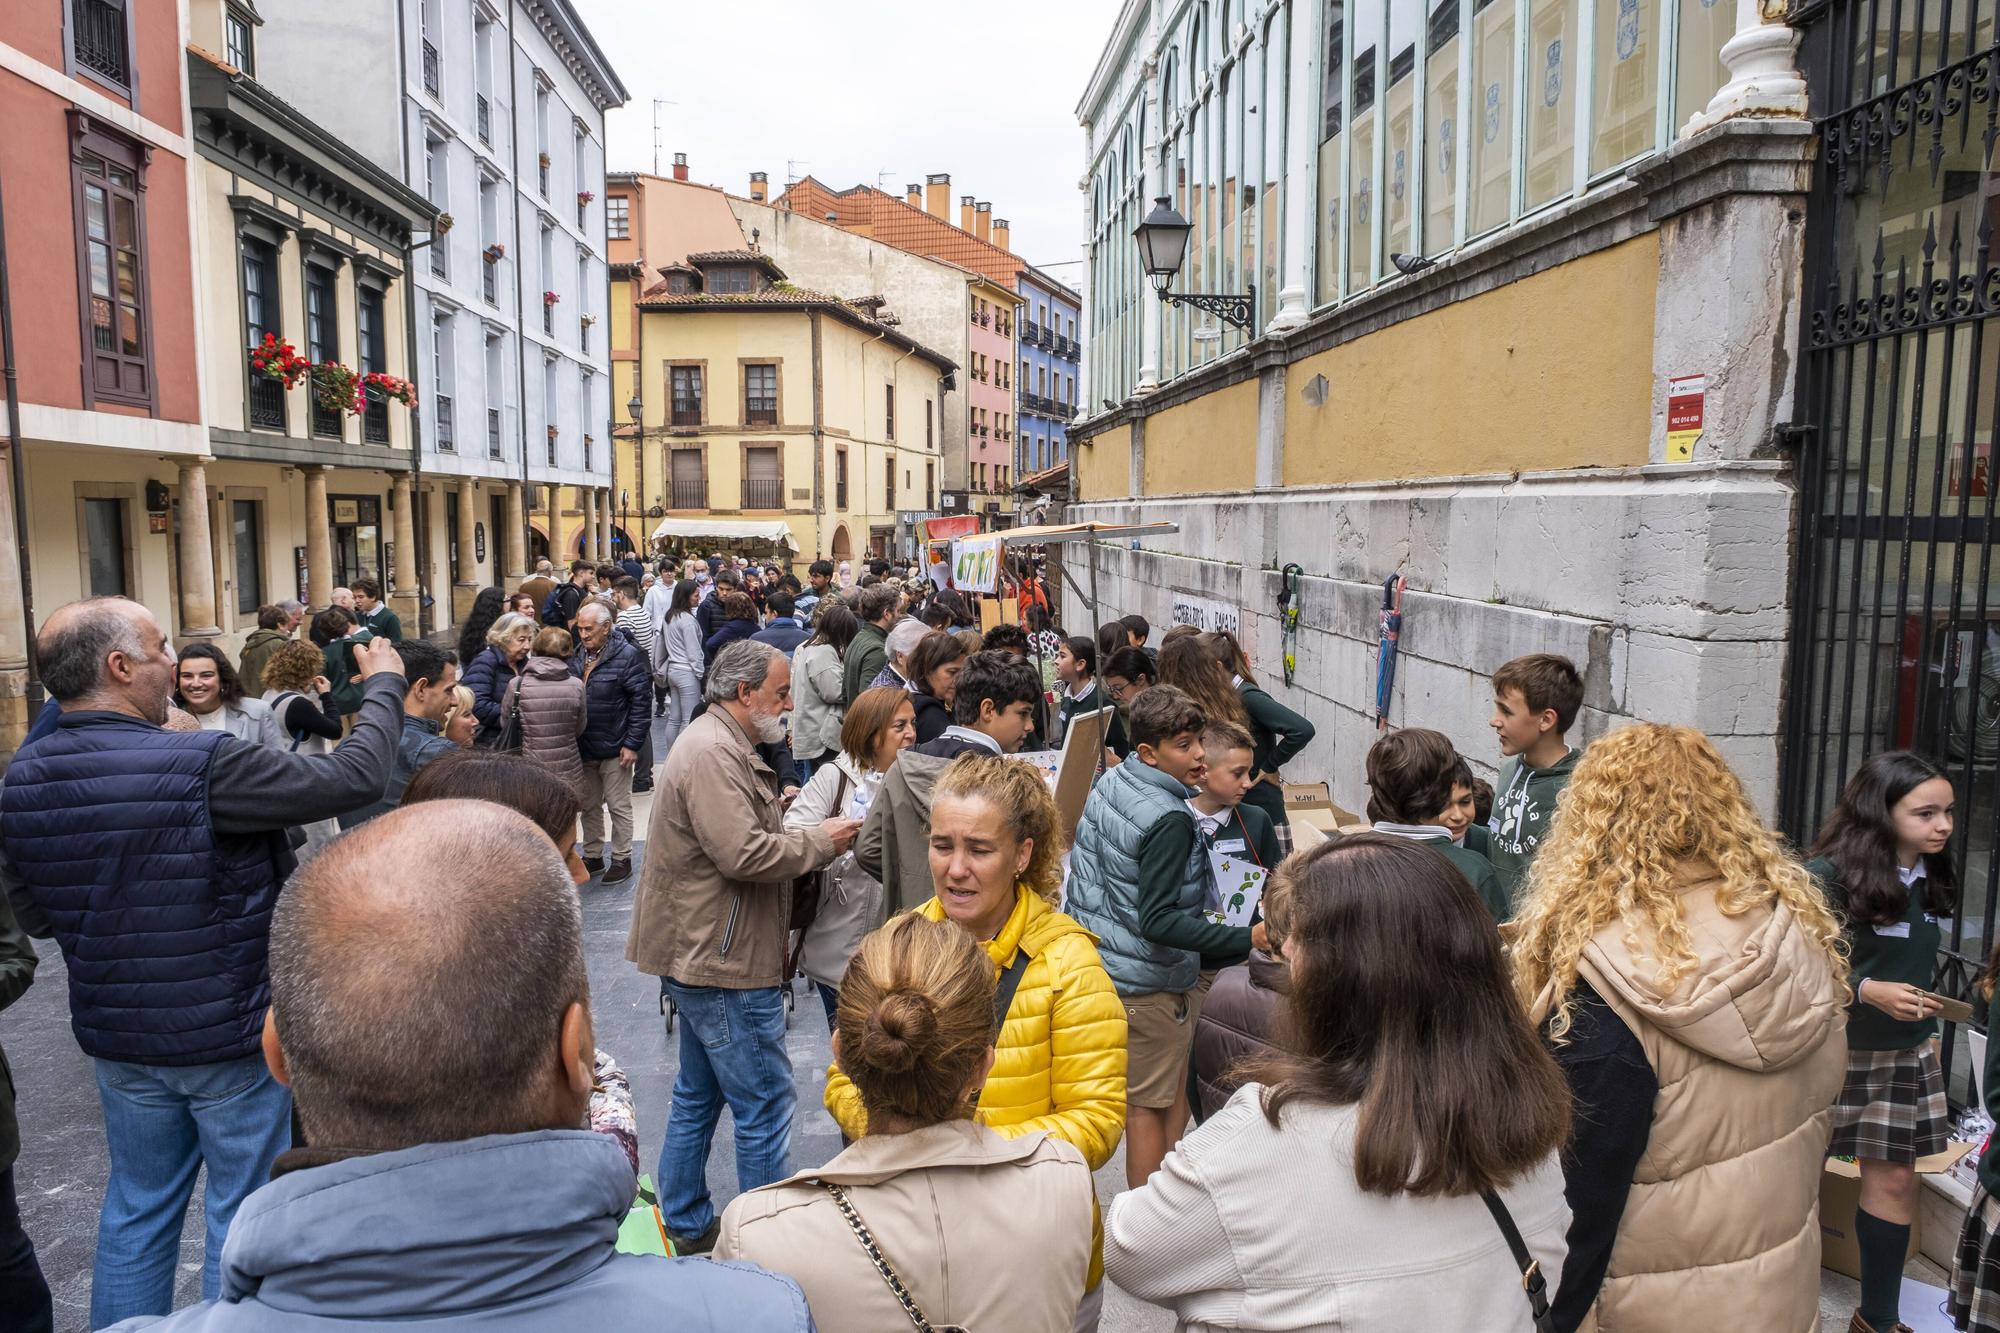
left=824, top=752, right=1127, bottom=1328
left=717, top=914, right=1094, bottom=1332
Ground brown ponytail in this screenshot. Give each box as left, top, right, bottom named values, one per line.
left=836, top=916, right=997, bottom=1127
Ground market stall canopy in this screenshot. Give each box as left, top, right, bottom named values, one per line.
left=650, top=517, right=796, bottom=547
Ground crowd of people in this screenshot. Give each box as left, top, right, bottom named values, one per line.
left=0, top=546, right=1995, bottom=1333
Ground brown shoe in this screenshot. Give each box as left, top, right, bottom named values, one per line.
left=1849, top=1313, right=1915, bottom=1333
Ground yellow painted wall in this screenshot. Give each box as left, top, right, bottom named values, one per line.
left=1144, top=379, right=1259, bottom=496
left=611, top=280, right=635, bottom=354
left=1285, top=235, right=1658, bottom=485
left=1076, top=423, right=1132, bottom=502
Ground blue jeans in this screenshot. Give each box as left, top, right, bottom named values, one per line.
left=658, top=981, right=794, bottom=1238
left=90, top=1054, right=292, bottom=1327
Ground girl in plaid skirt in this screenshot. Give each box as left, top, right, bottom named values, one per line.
left=1952, top=964, right=2000, bottom=1333
left=1810, top=752, right=1960, bottom=1333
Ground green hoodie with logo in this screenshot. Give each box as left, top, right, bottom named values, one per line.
left=1487, top=746, right=1583, bottom=915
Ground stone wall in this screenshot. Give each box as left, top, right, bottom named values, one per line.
left=1071, top=457, right=1795, bottom=816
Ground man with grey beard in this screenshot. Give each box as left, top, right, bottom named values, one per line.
left=625, top=639, right=858, bottom=1254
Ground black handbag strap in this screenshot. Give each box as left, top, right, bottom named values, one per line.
left=1480, top=1188, right=1556, bottom=1332
left=991, top=948, right=1031, bottom=1029
left=817, top=1181, right=964, bottom=1333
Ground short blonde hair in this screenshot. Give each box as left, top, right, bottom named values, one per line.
left=486, top=612, right=537, bottom=650
left=442, top=684, right=475, bottom=733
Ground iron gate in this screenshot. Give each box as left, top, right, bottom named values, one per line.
left=1783, top=0, right=2000, bottom=1091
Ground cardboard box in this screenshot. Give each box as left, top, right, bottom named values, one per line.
left=1822, top=1142, right=1976, bottom=1280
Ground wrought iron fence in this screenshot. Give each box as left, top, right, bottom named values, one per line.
left=248, top=375, right=287, bottom=431
left=434, top=394, right=454, bottom=452
left=72, top=0, right=130, bottom=88
left=740, top=478, right=782, bottom=510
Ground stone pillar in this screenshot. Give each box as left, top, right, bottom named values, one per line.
left=504, top=479, right=527, bottom=584
left=579, top=486, right=597, bottom=560
left=1682, top=0, right=1809, bottom=135
left=1268, top=0, right=1318, bottom=331
left=1136, top=59, right=1164, bottom=394
left=453, top=476, right=479, bottom=619
left=597, top=487, right=612, bottom=559
left=176, top=458, right=220, bottom=641
left=0, top=441, right=30, bottom=763
left=303, top=465, right=333, bottom=609
left=389, top=470, right=419, bottom=626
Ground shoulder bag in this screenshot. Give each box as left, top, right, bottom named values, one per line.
left=789, top=767, right=852, bottom=936
left=1479, top=1188, right=1556, bottom=1333
left=817, top=1180, right=967, bottom=1333
left=493, top=678, right=525, bottom=754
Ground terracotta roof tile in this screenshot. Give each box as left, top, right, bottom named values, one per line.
left=773, top=177, right=1024, bottom=287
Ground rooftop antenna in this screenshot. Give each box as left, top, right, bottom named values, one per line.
left=650, top=99, right=678, bottom=176
left=876, top=169, right=897, bottom=191
left=786, top=158, right=809, bottom=186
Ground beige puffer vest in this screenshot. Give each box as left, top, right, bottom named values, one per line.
left=1558, top=862, right=1847, bottom=1333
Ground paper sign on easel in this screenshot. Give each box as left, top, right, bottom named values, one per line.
left=1666, top=375, right=1705, bottom=462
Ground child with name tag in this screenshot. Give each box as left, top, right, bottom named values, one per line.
left=1189, top=721, right=1283, bottom=932
left=1809, top=751, right=1960, bottom=1333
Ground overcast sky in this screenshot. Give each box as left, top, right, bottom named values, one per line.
left=569, top=0, right=1120, bottom=277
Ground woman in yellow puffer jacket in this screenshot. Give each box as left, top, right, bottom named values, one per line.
left=826, top=753, right=1127, bottom=1316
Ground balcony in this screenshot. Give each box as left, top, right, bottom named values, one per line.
left=435, top=394, right=455, bottom=451
left=248, top=374, right=287, bottom=432
left=482, top=255, right=498, bottom=303
left=740, top=478, right=783, bottom=510
left=1021, top=319, right=1042, bottom=345
left=538, top=160, right=550, bottom=198
left=543, top=304, right=553, bottom=335
left=364, top=400, right=390, bottom=444
left=487, top=406, right=502, bottom=458
left=670, top=478, right=708, bottom=510
left=1036, top=326, right=1055, bottom=350
left=476, top=94, right=491, bottom=146
left=72, top=0, right=131, bottom=88
left=430, top=244, right=447, bottom=279
left=422, top=39, right=439, bottom=97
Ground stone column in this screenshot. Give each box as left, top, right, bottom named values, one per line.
left=454, top=476, right=479, bottom=619
left=303, top=465, right=333, bottom=610
left=0, top=442, right=30, bottom=763
left=579, top=486, right=597, bottom=561
left=1268, top=0, right=1318, bottom=331
left=597, top=487, right=612, bottom=559
left=1682, top=0, right=1809, bottom=135
left=389, top=470, right=419, bottom=626
left=504, top=479, right=527, bottom=584
left=176, top=458, right=220, bottom=642
left=1136, top=58, right=1164, bottom=394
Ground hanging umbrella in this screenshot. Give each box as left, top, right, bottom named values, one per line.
left=1280, top=563, right=1303, bottom=687
left=1375, top=574, right=1405, bottom=730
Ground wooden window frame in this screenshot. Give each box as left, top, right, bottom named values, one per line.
left=835, top=444, right=850, bottom=511
left=69, top=111, right=155, bottom=412
left=885, top=383, right=895, bottom=440
left=739, top=357, right=782, bottom=427
left=74, top=482, right=139, bottom=602
left=738, top=441, right=784, bottom=512
left=668, top=445, right=708, bottom=510
left=666, top=359, right=707, bottom=427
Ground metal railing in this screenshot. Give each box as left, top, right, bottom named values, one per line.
left=364, top=401, right=390, bottom=444
left=422, top=39, right=440, bottom=97
left=487, top=407, right=502, bottom=458
left=482, top=255, right=498, bottom=303
left=72, top=0, right=130, bottom=88
left=430, top=244, right=447, bottom=279
left=476, top=94, right=491, bottom=145
left=538, top=161, right=550, bottom=197
left=740, top=478, right=783, bottom=510
left=670, top=478, right=707, bottom=509
left=434, top=394, right=454, bottom=451
left=542, top=305, right=553, bottom=335
left=248, top=374, right=287, bottom=431
left=310, top=400, right=343, bottom=441
left=1021, top=319, right=1043, bottom=344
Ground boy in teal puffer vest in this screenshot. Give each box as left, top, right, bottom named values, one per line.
left=1065, top=684, right=1261, bottom=1191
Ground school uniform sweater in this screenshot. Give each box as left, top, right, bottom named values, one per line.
left=1808, top=854, right=1942, bottom=1051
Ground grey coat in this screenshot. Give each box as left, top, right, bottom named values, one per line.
left=105, top=1131, right=813, bottom=1331
left=503, top=655, right=588, bottom=794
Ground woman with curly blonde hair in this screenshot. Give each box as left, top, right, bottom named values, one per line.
left=824, top=751, right=1126, bottom=1328
left=1511, top=723, right=1847, bottom=1333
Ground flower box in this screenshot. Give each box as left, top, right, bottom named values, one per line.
left=250, top=333, right=309, bottom=388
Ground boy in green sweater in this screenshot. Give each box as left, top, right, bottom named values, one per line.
left=1065, top=686, right=1267, bottom=1189
left=1364, top=728, right=1509, bottom=921
left=1487, top=652, right=1584, bottom=912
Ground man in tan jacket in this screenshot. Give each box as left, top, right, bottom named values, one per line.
left=627, top=639, right=857, bottom=1255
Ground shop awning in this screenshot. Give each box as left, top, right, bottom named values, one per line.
left=649, top=517, right=796, bottom=547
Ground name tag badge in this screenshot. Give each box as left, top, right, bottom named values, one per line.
left=1214, top=839, right=1247, bottom=854
left=1873, top=921, right=1913, bottom=939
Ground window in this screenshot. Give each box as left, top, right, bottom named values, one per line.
left=542, top=358, right=556, bottom=462
left=224, top=7, right=255, bottom=74
left=433, top=313, right=456, bottom=452
left=69, top=0, right=134, bottom=95
left=743, top=363, right=777, bottom=425
left=670, top=448, right=706, bottom=508
left=484, top=331, right=505, bottom=458
left=742, top=445, right=781, bottom=509
left=607, top=195, right=630, bottom=238
left=420, top=0, right=441, bottom=98
left=535, top=87, right=550, bottom=198
left=577, top=254, right=589, bottom=349
left=926, top=461, right=935, bottom=509
left=925, top=398, right=933, bottom=449
left=835, top=448, right=849, bottom=509
left=72, top=121, right=151, bottom=408
left=83, top=497, right=128, bottom=596
left=1591, top=0, right=1658, bottom=174
left=885, top=384, right=895, bottom=439
left=1064, top=374, right=1074, bottom=404
left=242, top=235, right=283, bottom=430
left=708, top=265, right=756, bottom=294
left=670, top=365, right=703, bottom=425
left=306, top=263, right=340, bottom=438
left=425, top=139, right=449, bottom=278
left=232, top=499, right=263, bottom=615
left=885, top=455, right=896, bottom=510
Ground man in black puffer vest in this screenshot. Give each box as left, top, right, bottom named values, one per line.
left=0, top=597, right=405, bottom=1329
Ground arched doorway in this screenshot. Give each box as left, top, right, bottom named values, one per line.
left=527, top=523, right=549, bottom=566
left=610, top=525, right=638, bottom=558
left=830, top=524, right=852, bottom=560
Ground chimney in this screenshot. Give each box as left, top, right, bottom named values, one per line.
left=672, top=152, right=688, bottom=182
left=993, top=218, right=1011, bottom=251
left=959, top=195, right=976, bottom=232
left=905, top=182, right=922, bottom=208
left=749, top=171, right=768, bottom=203
left=924, top=172, right=950, bottom=217
left=974, top=202, right=992, bottom=242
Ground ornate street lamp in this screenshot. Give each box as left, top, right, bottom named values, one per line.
left=1133, top=196, right=1253, bottom=332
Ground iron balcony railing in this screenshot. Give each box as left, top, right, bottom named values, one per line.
left=72, top=0, right=130, bottom=88
left=482, top=255, right=498, bottom=303
left=248, top=374, right=287, bottom=431
left=310, top=399, right=342, bottom=441
left=538, top=161, right=550, bottom=197
left=434, top=394, right=454, bottom=451
left=422, top=39, right=439, bottom=97
left=740, top=478, right=783, bottom=510
left=476, top=94, right=491, bottom=145
left=364, top=400, right=390, bottom=445
left=486, top=407, right=502, bottom=458
left=430, top=244, right=447, bottom=279
left=670, top=478, right=707, bottom=509
left=542, top=305, right=553, bottom=335
left=1021, top=319, right=1043, bottom=344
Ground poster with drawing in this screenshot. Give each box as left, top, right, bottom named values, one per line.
left=1201, top=844, right=1267, bottom=928
left=951, top=535, right=1001, bottom=593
